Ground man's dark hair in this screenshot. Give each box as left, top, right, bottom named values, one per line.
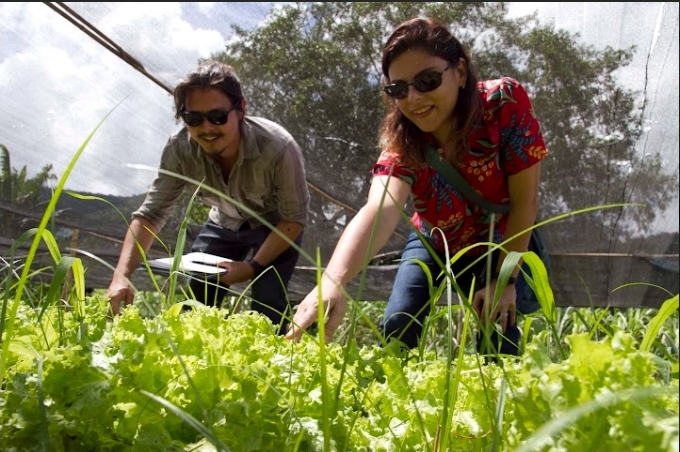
left=173, top=61, right=245, bottom=119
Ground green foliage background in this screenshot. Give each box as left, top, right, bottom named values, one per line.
left=209, top=2, right=675, bottom=261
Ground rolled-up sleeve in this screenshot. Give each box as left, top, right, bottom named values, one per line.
left=132, top=137, right=186, bottom=231
left=273, top=138, right=310, bottom=226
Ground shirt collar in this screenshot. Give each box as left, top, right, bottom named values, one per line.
left=238, top=116, right=261, bottom=161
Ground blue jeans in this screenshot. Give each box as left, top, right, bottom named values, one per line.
left=188, top=219, right=302, bottom=334
left=380, top=232, right=523, bottom=355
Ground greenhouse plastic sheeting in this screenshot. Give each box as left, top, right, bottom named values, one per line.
left=1, top=2, right=677, bottom=307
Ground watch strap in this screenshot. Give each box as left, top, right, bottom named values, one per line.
left=247, top=258, right=265, bottom=277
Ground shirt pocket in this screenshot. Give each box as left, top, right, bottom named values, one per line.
left=196, top=189, right=222, bottom=207
left=243, top=183, right=268, bottom=207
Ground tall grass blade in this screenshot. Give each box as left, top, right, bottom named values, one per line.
left=435, top=226, right=454, bottom=452
left=38, top=256, right=83, bottom=321
left=36, top=353, right=51, bottom=452
left=139, top=389, right=231, bottom=452
left=1, top=105, right=120, bottom=387
left=611, top=282, right=674, bottom=298
left=160, top=184, right=204, bottom=307
left=520, top=317, right=533, bottom=350
left=61, top=191, right=168, bottom=312
left=518, top=251, right=555, bottom=323
left=489, top=378, right=507, bottom=452
left=640, top=294, right=679, bottom=353
left=513, top=386, right=674, bottom=452
left=310, top=247, right=333, bottom=452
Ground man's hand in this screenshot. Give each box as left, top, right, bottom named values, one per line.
left=285, top=282, right=348, bottom=343
left=107, top=216, right=157, bottom=317
left=471, top=281, right=517, bottom=332
left=217, top=260, right=257, bottom=285
left=107, top=280, right=135, bottom=317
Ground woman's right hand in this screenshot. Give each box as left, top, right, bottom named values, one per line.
left=285, top=176, right=409, bottom=343
left=285, top=279, right=348, bottom=343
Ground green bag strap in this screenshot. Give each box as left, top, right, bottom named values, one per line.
left=425, top=144, right=510, bottom=215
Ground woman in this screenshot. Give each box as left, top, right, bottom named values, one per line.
left=286, top=17, right=548, bottom=355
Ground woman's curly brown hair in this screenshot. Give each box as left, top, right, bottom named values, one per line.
left=379, top=17, right=482, bottom=167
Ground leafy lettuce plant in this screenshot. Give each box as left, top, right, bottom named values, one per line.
left=1, top=302, right=677, bottom=451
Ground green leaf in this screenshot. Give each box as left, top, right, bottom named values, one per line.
left=514, top=386, right=676, bottom=452
left=140, top=390, right=231, bottom=451
left=640, top=295, right=679, bottom=353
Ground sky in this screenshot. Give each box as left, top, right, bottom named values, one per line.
left=0, top=2, right=677, bottom=233
left=0, top=2, right=279, bottom=196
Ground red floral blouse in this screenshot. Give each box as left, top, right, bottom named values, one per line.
left=372, top=77, right=549, bottom=255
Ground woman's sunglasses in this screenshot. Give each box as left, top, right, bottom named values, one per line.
left=180, top=103, right=239, bottom=127
left=383, top=64, right=453, bottom=100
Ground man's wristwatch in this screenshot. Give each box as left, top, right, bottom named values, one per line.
left=247, top=258, right=265, bottom=278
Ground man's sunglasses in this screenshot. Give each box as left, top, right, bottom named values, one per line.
left=180, top=103, right=239, bottom=127
left=383, top=64, right=453, bottom=100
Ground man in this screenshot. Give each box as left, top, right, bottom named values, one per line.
left=107, top=61, right=310, bottom=333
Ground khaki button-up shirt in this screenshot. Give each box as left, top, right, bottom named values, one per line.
left=133, top=116, right=310, bottom=232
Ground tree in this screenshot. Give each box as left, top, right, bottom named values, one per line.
left=214, top=2, right=675, bottom=259
left=0, top=144, right=56, bottom=207
left=0, top=143, right=57, bottom=233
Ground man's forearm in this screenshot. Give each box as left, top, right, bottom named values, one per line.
left=251, top=220, right=304, bottom=266
left=112, top=217, right=158, bottom=281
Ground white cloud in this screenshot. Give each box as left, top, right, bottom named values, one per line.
left=0, top=2, right=265, bottom=196
left=196, top=2, right=218, bottom=16
left=72, top=2, right=227, bottom=84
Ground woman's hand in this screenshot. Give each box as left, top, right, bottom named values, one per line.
left=284, top=176, right=409, bottom=343
left=472, top=280, right=517, bottom=332
left=285, top=279, right=348, bottom=343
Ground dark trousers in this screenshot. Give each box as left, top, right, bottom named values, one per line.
left=380, top=232, right=525, bottom=355
left=188, top=219, right=302, bottom=334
